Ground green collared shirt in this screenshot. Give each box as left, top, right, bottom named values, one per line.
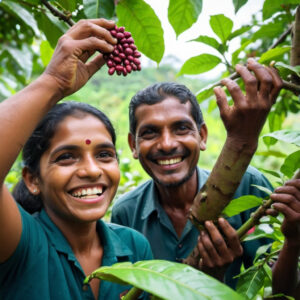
left=0, top=206, right=152, bottom=300
left=111, top=166, right=273, bottom=288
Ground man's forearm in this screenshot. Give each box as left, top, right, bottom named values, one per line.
left=272, top=240, right=300, bottom=298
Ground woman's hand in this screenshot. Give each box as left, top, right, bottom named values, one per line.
left=42, top=18, right=117, bottom=98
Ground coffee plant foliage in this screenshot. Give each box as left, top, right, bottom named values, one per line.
left=1, top=0, right=300, bottom=299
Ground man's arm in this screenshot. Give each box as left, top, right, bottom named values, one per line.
left=270, top=179, right=300, bottom=299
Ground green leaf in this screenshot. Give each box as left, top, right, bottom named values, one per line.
left=275, top=62, right=300, bottom=78
left=222, top=195, right=263, bottom=217
left=4, top=46, right=33, bottom=80
left=258, top=47, right=291, bottom=64
left=1, top=0, right=39, bottom=36
left=280, top=150, right=300, bottom=179
left=35, top=13, right=67, bottom=48
left=189, top=35, right=223, bottom=53
left=233, top=0, right=248, bottom=13
left=258, top=168, right=283, bottom=180
left=196, top=84, right=216, bottom=103
left=168, top=0, right=202, bottom=38
left=85, top=260, right=244, bottom=300
left=209, top=14, right=233, bottom=44
left=40, top=40, right=54, bottom=67
left=177, top=54, right=221, bottom=76
left=116, top=0, right=164, bottom=64
left=262, top=130, right=300, bottom=147
left=252, top=21, right=285, bottom=42
left=236, top=265, right=266, bottom=299
left=256, top=150, right=287, bottom=158
left=57, top=0, right=77, bottom=12
left=251, top=185, right=273, bottom=196
left=83, top=0, right=115, bottom=19
left=228, top=25, right=252, bottom=41
left=262, top=0, right=300, bottom=20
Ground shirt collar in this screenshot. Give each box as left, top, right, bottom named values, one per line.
left=141, top=167, right=209, bottom=220
left=36, top=209, right=132, bottom=260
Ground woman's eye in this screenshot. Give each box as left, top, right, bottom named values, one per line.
left=97, top=151, right=116, bottom=160
left=55, top=153, right=75, bottom=162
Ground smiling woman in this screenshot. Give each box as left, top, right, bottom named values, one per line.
left=0, top=19, right=152, bottom=300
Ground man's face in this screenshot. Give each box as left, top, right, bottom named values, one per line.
left=129, top=97, right=207, bottom=187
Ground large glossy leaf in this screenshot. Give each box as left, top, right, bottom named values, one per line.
left=209, top=14, right=233, bottom=44
left=168, top=0, right=202, bottom=38
left=85, top=260, right=244, bottom=300
left=83, top=0, right=115, bottom=19
left=259, top=47, right=291, bottom=64
left=280, top=150, right=300, bottom=179
left=1, top=0, right=39, bottom=36
left=236, top=265, right=266, bottom=299
left=222, top=195, right=263, bottom=218
left=116, top=0, right=164, bottom=64
left=262, top=130, right=300, bottom=147
left=232, top=0, right=248, bottom=14
left=177, top=54, right=221, bottom=76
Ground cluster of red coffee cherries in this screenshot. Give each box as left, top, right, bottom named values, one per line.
left=103, top=25, right=141, bottom=76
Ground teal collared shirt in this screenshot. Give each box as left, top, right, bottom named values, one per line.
left=0, top=206, right=152, bottom=300
left=111, top=166, right=273, bottom=288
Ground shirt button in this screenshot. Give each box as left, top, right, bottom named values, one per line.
left=178, top=244, right=183, bottom=248
left=82, top=284, right=89, bottom=291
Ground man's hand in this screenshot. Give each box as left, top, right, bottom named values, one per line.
left=42, top=18, right=117, bottom=98
left=197, top=218, right=243, bottom=281
left=270, top=179, right=300, bottom=246
left=213, top=58, right=283, bottom=150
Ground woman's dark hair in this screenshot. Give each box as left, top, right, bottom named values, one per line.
left=13, top=101, right=116, bottom=214
left=129, top=82, right=204, bottom=136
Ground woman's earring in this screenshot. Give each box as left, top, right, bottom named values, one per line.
left=33, top=188, right=37, bottom=194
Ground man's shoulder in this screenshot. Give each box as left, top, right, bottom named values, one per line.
left=243, top=165, right=269, bottom=183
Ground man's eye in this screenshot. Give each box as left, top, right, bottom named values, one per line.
left=140, top=129, right=156, bottom=139
left=176, top=125, right=189, bottom=134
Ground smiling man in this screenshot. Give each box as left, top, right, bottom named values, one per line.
left=111, top=59, right=283, bottom=287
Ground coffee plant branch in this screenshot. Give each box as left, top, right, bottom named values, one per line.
left=183, top=5, right=300, bottom=269
left=41, top=0, right=74, bottom=26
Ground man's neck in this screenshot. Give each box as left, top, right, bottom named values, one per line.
left=155, top=170, right=198, bottom=237
left=156, top=170, right=198, bottom=210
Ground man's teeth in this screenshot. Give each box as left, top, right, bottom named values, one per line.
left=157, top=158, right=182, bottom=165
left=72, top=187, right=103, bottom=198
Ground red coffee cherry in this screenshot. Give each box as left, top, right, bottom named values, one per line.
left=103, top=25, right=142, bottom=76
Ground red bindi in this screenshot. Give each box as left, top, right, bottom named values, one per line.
left=85, top=139, right=91, bottom=145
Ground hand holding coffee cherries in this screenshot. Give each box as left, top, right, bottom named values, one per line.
left=104, top=25, right=142, bottom=76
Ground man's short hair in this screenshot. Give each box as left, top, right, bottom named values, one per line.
left=129, top=82, right=204, bottom=136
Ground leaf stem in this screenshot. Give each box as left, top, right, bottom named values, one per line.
left=122, top=287, right=143, bottom=300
